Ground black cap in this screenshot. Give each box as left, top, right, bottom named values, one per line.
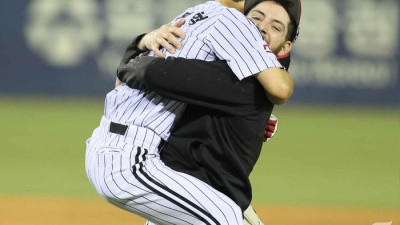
left=244, top=0, right=302, bottom=42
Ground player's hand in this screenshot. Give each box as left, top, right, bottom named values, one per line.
left=139, top=18, right=186, bottom=57
left=263, top=114, right=278, bottom=142
left=243, top=205, right=265, bottom=225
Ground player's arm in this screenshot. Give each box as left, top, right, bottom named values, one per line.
left=131, top=56, right=280, bottom=142
left=204, top=9, right=294, bottom=105
left=255, top=67, right=294, bottom=105
left=116, top=33, right=147, bottom=87
left=117, top=56, right=268, bottom=116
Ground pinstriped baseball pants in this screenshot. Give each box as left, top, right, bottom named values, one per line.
left=85, top=117, right=243, bottom=225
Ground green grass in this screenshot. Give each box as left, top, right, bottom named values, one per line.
left=0, top=97, right=399, bottom=209
left=0, top=97, right=104, bottom=197
left=251, top=104, right=400, bottom=209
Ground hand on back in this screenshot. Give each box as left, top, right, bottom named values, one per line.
left=139, top=18, right=186, bottom=57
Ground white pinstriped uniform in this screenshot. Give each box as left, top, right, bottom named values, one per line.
left=85, top=1, right=282, bottom=224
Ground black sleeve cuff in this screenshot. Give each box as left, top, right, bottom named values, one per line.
left=119, top=33, right=147, bottom=65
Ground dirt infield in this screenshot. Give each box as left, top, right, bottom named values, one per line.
left=0, top=196, right=398, bottom=225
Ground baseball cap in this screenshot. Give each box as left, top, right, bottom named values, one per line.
left=244, top=0, right=302, bottom=43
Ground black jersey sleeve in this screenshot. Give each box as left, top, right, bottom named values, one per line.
left=123, top=56, right=269, bottom=116
left=117, top=34, right=148, bottom=86
left=119, top=33, right=147, bottom=65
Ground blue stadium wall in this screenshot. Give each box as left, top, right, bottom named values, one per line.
left=0, top=0, right=399, bottom=105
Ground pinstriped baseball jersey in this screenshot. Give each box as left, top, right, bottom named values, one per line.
left=104, top=1, right=282, bottom=140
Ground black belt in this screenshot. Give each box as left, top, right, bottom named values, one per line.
left=109, top=122, right=165, bottom=149
left=109, top=121, right=128, bottom=135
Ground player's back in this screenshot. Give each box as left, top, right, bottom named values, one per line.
left=104, top=1, right=266, bottom=140
left=104, top=2, right=231, bottom=138
left=151, top=1, right=243, bottom=62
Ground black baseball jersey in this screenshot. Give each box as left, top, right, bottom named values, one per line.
left=118, top=35, right=274, bottom=211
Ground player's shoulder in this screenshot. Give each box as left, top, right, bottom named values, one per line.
left=220, top=7, right=249, bottom=22
left=190, top=1, right=223, bottom=12
left=221, top=7, right=244, bottom=17
left=215, top=7, right=260, bottom=34
left=194, top=1, right=246, bottom=19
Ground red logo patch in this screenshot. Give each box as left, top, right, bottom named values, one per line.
left=263, top=44, right=272, bottom=53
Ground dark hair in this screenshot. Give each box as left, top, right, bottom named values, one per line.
left=273, top=0, right=297, bottom=42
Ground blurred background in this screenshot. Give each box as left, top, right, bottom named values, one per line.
left=0, top=0, right=399, bottom=224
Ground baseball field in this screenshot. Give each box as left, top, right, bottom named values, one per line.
left=0, top=97, right=399, bottom=225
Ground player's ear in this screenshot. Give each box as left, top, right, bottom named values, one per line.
left=277, top=41, right=292, bottom=56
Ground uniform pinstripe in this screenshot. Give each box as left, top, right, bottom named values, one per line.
left=86, top=1, right=282, bottom=224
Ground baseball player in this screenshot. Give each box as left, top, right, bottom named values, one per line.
left=86, top=0, right=297, bottom=224
left=117, top=0, right=301, bottom=224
